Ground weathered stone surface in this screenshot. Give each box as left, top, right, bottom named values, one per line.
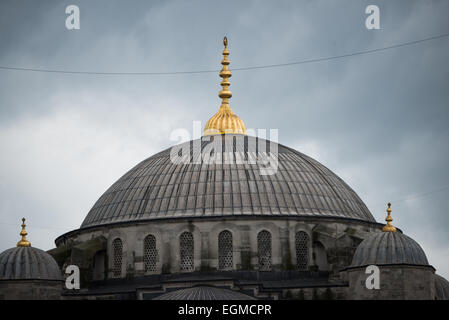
left=0, top=280, right=62, bottom=300
left=56, top=217, right=378, bottom=278
left=347, top=265, right=435, bottom=300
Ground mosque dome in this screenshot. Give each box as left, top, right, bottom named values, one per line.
left=0, top=247, right=62, bottom=281
left=350, top=231, right=429, bottom=267
left=52, top=37, right=388, bottom=300
left=46, top=37, right=447, bottom=301
left=350, top=204, right=429, bottom=268
left=152, top=286, right=256, bottom=300
left=0, top=219, right=62, bottom=281
left=80, top=134, right=374, bottom=228
left=80, top=37, right=374, bottom=229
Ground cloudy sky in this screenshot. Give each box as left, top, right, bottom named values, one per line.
left=1, top=0, right=448, bottom=278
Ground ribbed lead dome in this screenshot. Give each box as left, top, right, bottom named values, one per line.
left=81, top=135, right=374, bottom=228
left=350, top=231, right=429, bottom=267
left=153, top=286, right=255, bottom=300
left=0, top=246, right=62, bottom=281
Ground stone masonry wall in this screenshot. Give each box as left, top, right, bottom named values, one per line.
left=0, top=280, right=62, bottom=300
left=347, top=265, right=435, bottom=300
left=55, top=217, right=381, bottom=280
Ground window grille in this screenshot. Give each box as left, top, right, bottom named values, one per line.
left=180, top=232, right=194, bottom=272
left=112, top=238, right=123, bottom=277
left=218, top=230, right=233, bottom=270
left=295, top=231, right=309, bottom=270
left=257, top=230, right=272, bottom=271
left=144, top=234, right=157, bottom=272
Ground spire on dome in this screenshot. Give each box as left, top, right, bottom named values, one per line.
left=203, top=37, right=246, bottom=136
left=17, top=217, right=31, bottom=247
left=382, top=203, right=397, bottom=232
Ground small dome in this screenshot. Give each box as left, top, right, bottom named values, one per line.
left=435, top=274, right=449, bottom=300
left=350, top=231, right=429, bottom=268
left=153, top=286, right=256, bottom=300
left=0, top=246, right=62, bottom=281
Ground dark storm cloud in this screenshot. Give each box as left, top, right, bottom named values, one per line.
left=0, top=0, right=448, bottom=276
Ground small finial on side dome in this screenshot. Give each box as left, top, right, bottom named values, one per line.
left=17, top=217, right=31, bottom=247
left=382, top=202, right=397, bottom=232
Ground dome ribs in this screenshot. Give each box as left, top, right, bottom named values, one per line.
left=80, top=135, right=375, bottom=228
left=0, top=247, right=61, bottom=280
left=351, top=232, right=430, bottom=268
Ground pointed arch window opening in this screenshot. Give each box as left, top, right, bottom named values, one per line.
left=112, top=238, right=123, bottom=277
left=257, top=230, right=272, bottom=271
left=144, top=234, right=157, bottom=273
left=180, top=232, right=194, bottom=272
left=296, top=231, right=310, bottom=270
left=218, top=230, right=233, bottom=270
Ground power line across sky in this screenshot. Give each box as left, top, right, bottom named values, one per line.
left=0, top=32, right=448, bottom=76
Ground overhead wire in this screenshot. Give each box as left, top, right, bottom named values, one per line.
left=0, top=32, right=448, bottom=75
left=1, top=32, right=448, bottom=229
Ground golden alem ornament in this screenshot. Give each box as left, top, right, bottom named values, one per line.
left=17, top=217, right=31, bottom=247
left=382, top=202, right=397, bottom=232
left=204, top=37, right=247, bottom=136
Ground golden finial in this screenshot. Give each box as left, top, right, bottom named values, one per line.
left=17, top=217, right=31, bottom=247
left=382, top=203, right=397, bottom=232
left=204, top=36, right=246, bottom=136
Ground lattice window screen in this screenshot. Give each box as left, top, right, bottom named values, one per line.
left=144, top=234, right=157, bottom=272
left=180, top=232, right=194, bottom=272
left=295, top=231, right=309, bottom=270
left=112, top=238, right=123, bottom=277
left=257, top=230, right=272, bottom=271
left=218, top=230, right=233, bottom=270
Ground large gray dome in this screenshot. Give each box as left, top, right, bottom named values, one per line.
left=81, top=135, right=375, bottom=229
left=0, top=246, right=62, bottom=281
left=350, top=231, right=429, bottom=268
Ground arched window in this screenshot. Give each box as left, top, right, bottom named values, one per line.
left=218, top=230, right=233, bottom=270
left=180, top=232, right=194, bottom=272
left=295, top=231, right=309, bottom=270
left=93, top=250, right=106, bottom=281
left=313, top=241, right=328, bottom=271
left=112, top=238, right=123, bottom=277
left=257, top=230, right=272, bottom=271
left=144, top=234, right=157, bottom=272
